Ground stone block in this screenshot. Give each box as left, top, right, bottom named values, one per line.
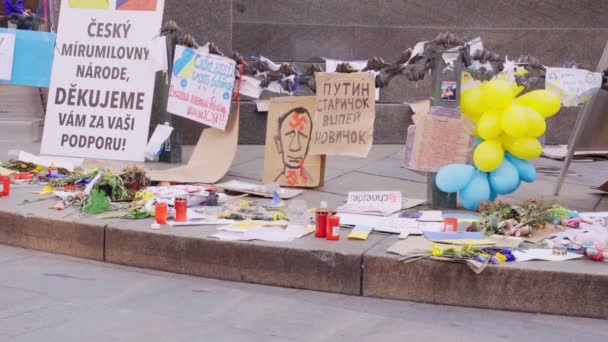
left=363, top=237, right=608, bottom=319
left=233, top=24, right=608, bottom=69
left=105, top=219, right=388, bottom=295
left=233, top=0, right=608, bottom=29
left=0, top=188, right=105, bottom=260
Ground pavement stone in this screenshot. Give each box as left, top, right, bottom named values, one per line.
left=362, top=236, right=608, bottom=319
left=502, top=178, right=602, bottom=211
left=105, top=218, right=388, bottom=296
left=357, top=157, right=427, bottom=183
left=0, top=187, right=106, bottom=261
left=595, top=195, right=608, bottom=211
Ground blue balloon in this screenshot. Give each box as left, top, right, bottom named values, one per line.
left=489, top=158, right=520, bottom=195
left=505, top=152, right=536, bottom=183
left=489, top=188, right=498, bottom=202
left=459, top=170, right=491, bottom=211
left=436, top=164, right=475, bottom=193
left=475, top=137, right=483, bottom=147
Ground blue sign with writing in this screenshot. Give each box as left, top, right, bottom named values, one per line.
left=0, top=28, right=55, bottom=87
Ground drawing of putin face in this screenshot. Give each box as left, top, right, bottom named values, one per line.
left=275, top=107, right=313, bottom=169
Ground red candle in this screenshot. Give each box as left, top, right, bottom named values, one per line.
left=443, top=218, right=458, bottom=232
left=315, top=210, right=328, bottom=238
left=0, top=176, right=10, bottom=197
left=174, top=196, right=188, bottom=222
left=155, top=202, right=168, bottom=224
left=327, top=216, right=340, bottom=241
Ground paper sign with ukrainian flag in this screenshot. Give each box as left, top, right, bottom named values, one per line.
left=68, top=0, right=109, bottom=9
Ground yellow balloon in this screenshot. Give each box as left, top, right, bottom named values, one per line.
left=500, top=134, right=517, bottom=152
left=515, top=90, right=561, bottom=118
left=482, top=79, right=515, bottom=110
left=507, top=137, right=542, bottom=160
left=477, top=110, right=503, bottom=140
left=460, top=86, right=488, bottom=117
left=526, top=109, right=546, bottom=137
left=513, top=85, right=525, bottom=96
left=473, top=140, right=505, bottom=172
left=501, top=103, right=530, bottom=138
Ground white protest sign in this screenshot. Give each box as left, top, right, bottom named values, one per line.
left=0, top=32, right=16, bottom=81
left=545, top=67, right=603, bottom=107
left=41, top=0, right=165, bottom=162
left=337, top=191, right=403, bottom=216
left=167, top=45, right=236, bottom=130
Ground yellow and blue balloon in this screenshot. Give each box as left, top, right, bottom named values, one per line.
left=439, top=80, right=561, bottom=210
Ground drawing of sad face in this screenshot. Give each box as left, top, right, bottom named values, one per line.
left=275, top=108, right=313, bottom=169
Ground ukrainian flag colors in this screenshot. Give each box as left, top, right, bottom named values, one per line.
left=68, top=0, right=109, bottom=9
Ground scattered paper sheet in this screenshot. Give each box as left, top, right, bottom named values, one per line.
left=210, top=225, right=314, bottom=242
left=487, top=235, right=524, bottom=249
left=348, top=225, right=374, bottom=240
left=167, top=219, right=234, bottom=227
left=418, top=211, right=444, bottom=222
left=149, top=35, right=168, bottom=73
left=239, top=75, right=263, bottom=99
left=0, top=166, right=17, bottom=176
left=256, top=100, right=270, bottom=112
left=513, top=249, right=584, bottom=262
left=337, top=191, right=403, bottom=216
left=10, top=150, right=83, bottom=172
left=387, top=236, right=434, bottom=256
left=215, top=180, right=304, bottom=199
left=145, top=124, right=174, bottom=160
left=424, top=231, right=484, bottom=241
left=336, top=213, right=385, bottom=228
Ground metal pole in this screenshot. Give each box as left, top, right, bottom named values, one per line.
left=426, top=50, right=463, bottom=209
left=158, top=25, right=182, bottom=164
left=554, top=41, right=608, bottom=195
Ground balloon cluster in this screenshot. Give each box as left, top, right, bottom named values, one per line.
left=437, top=79, right=562, bottom=210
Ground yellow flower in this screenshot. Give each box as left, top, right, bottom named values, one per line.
left=32, top=185, right=54, bottom=195
left=464, top=244, right=472, bottom=252
left=454, top=247, right=463, bottom=253
left=431, top=245, right=444, bottom=257
left=495, top=252, right=507, bottom=263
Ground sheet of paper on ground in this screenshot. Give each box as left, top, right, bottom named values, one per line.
left=337, top=191, right=403, bottom=216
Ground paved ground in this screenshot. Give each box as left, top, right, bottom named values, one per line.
left=0, top=244, right=606, bottom=342
left=1, top=143, right=606, bottom=211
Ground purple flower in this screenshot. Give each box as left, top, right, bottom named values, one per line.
left=476, top=255, right=487, bottom=263
left=501, top=249, right=516, bottom=262
left=490, top=256, right=499, bottom=264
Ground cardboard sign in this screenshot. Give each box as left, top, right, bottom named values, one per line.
left=309, top=72, right=376, bottom=157
left=148, top=107, right=240, bottom=184
left=337, top=191, right=402, bottom=216
left=0, top=32, right=16, bottom=81
left=263, top=96, right=326, bottom=188
left=167, top=46, right=236, bottom=130
left=0, top=29, right=55, bottom=87
left=404, top=101, right=474, bottom=172
left=40, top=0, right=165, bottom=162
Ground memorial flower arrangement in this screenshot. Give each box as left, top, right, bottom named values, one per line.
left=471, top=198, right=559, bottom=237
left=427, top=244, right=516, bottom=264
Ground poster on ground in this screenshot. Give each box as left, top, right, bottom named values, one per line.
left=263, top=96, right=325, bottom=188
left=166, top=45, right=236, bottom=130
left=309, top=72, right=376, bottom=158
left=41, top=0, right=165, bottom=161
